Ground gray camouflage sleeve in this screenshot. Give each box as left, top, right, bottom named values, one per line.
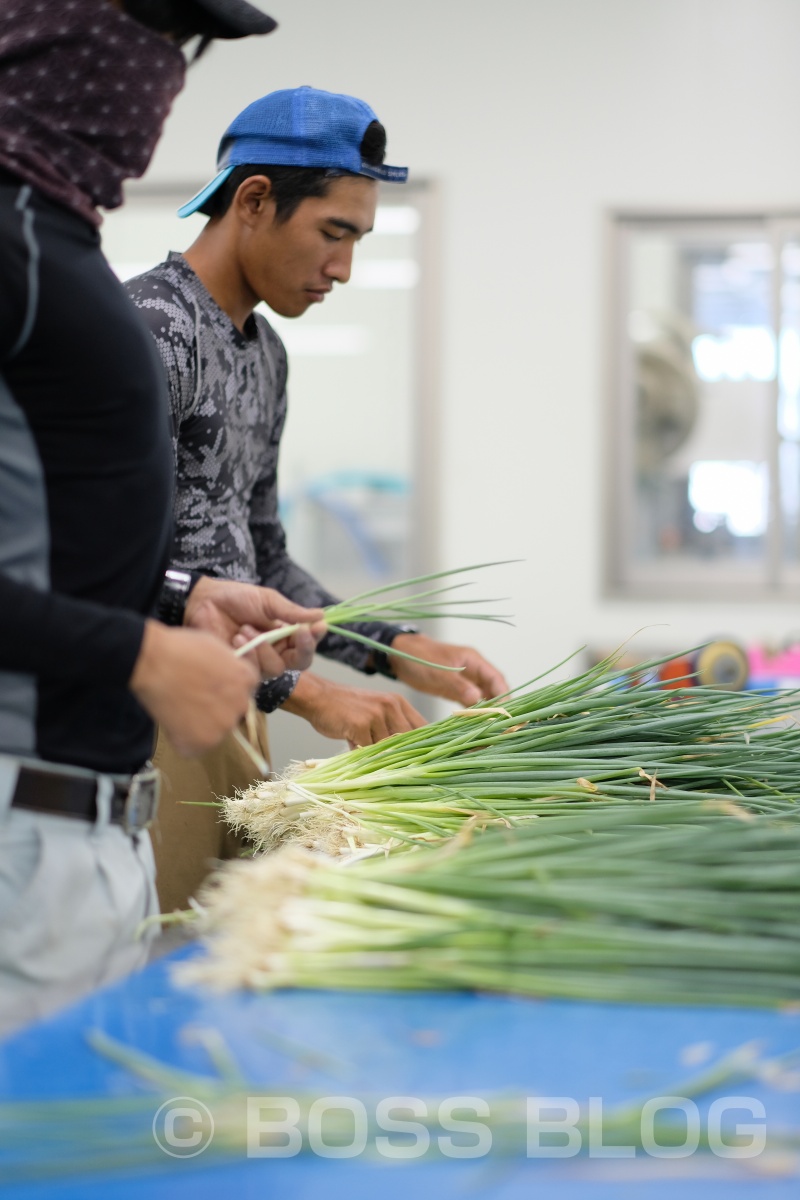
left=124, top=278, right=197, bottom=460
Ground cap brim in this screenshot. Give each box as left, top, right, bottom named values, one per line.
left=194, top=0, right=277, bottom=38
left=359, top=163, right=409, bottom=184
left=177, top=167, right=236, bottom=218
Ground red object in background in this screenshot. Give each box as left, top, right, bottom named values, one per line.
left=658, top=655, right=696, bottom=690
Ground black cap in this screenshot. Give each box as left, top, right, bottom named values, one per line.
left=194, top=0, right=277, bottom=38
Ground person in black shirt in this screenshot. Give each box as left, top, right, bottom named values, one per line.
left=0, top=0, right=322, bottom=1034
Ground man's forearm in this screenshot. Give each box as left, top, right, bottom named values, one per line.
left=0, top=571, right=144, bottom=686
left=280, top=669, right=325, bottom=716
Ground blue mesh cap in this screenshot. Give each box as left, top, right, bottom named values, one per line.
left=178, top=86, right=408, bottom=218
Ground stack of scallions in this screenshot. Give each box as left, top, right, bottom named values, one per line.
left=187, top=566, right=800, bottom=1007
left=179, top=801, right=800, bottom=1007
left=225, top=648, right=800, bottom=856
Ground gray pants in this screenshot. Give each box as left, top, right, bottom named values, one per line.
left=0, top=755, right=158, bottom=1037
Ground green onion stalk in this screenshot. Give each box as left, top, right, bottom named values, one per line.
left=2, top=1031, right=798, bottom=1181
left=234, top=562, right=512, bottom=669
left=180, top=803, right=800, bottom=1007
left=229, top=562, right=513, bottom=776
left=225, top=647, right=800, bottom=857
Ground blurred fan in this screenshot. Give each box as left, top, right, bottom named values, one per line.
left=631, top=309, right=700, bottom=471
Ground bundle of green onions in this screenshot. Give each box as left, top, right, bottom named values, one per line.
left=234, top=562, right=510, bottom=668
left=232, top=562, right=512, bottom=775
left=179, top=802, right=800, bottom=1007
left=225, top=649, right=800, bottom=856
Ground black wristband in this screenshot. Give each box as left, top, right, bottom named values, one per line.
left=156, top=569, right=200, bottom=627
left=371, top=648, right=398, bottom=679
left=255, top=670, right=301, bottom=713
left=364, top=624, right=418, bottom=679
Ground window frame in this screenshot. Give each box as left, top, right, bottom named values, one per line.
left=605, top=209, right=800, bottom=602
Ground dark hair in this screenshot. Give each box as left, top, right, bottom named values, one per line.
left=201, top=121, right=387, bottom=223
left=120, top=0, right=228, bottom=57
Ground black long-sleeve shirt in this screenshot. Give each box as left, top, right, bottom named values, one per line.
left=0, top=1, right=185, bottom=772
left=0, top=180, right=173, bottom=772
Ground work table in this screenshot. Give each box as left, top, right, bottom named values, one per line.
left=1, top=944, right=798, bottom=1199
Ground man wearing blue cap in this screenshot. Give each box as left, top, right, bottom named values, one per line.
left=126, top=87, right=508, bottom=909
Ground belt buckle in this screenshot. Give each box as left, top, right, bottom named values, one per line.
left=122, top=765, right=160, bottom=835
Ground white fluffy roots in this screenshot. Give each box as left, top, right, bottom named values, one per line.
left=222, top=760, right=371, bottom=858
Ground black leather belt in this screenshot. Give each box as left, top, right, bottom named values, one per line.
left=11, top=763, right=160, bottom=834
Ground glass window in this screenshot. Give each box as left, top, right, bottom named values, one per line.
left=608, top=214, right=800, bottom=598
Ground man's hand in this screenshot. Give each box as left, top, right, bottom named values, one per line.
left=130, top=619, right=259, bottom=758
left=183, top=577, right=325, bottom=678
left=283, top=672, right=426, bottom=747
left=388, top=633, right=509, bottom=707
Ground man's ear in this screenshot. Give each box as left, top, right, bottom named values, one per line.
left=234, top=175, right=275, bottom=223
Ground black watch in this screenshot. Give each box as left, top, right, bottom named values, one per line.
left=370, top=625, right=418, bottom=679
left=157, top=569, right=198, bottom=626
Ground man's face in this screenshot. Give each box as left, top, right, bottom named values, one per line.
left=240, top=175, right=378, bottom=318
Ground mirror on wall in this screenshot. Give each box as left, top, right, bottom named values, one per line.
left=608, top=214, right=800, bottom=599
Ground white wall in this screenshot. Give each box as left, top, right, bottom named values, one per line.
left=141, top=0, right=800, bottom=686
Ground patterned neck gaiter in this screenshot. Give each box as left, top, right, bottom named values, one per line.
left=0, top=0, right=186, bottom=227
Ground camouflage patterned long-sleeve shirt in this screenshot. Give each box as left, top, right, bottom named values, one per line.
left=125, top=253, right=404, bottom=710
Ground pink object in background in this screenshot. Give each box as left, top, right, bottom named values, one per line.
left=747, top=644, right=800, bottom=687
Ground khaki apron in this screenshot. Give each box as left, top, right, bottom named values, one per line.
left=151, top=713, right=271, bottom=913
